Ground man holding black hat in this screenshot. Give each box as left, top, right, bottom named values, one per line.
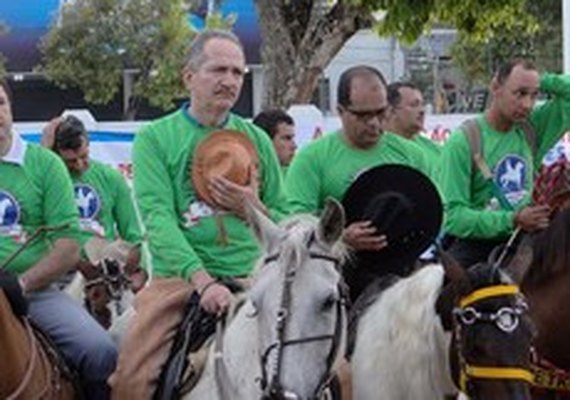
left=285, top=65, right=439, bottom=299
left=110, top=29, right=286, bottom=398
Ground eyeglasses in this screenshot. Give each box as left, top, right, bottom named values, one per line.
left=341, top=106, right=387, bottom=122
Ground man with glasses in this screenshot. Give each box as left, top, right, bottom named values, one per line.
left=385, top=82, right=441, bottom=179
left=285, top=65, right=431, bottom=252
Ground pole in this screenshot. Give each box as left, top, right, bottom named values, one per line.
left=559, top=0, right=570, bottom=181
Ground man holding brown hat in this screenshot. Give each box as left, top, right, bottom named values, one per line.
left=110, top=29, right=286, bottom=398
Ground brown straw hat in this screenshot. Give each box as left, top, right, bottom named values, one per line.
left=191, top=129, right=259, bottom=206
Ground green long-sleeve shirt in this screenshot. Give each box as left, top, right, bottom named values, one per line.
left=285, top=131, right=433, bottom=215
left=0, top=137, right=80, bottom=274
left=440, top=73, right=570, bottom=239
left=72, top=159, right=142, bottom=248
left=133, top=108, right=286, bottom=280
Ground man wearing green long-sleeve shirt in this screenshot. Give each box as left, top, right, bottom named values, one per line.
left=110, top=29, right=286, bottom=398
left=285, top=66, right=435, bottom=301
left=286, top=66, right=432, bottom=251
left=440, top=59, right=570, bottom=268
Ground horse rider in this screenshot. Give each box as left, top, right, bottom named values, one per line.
left=285, top=65, right=438, bottom=301
left=440, top=58, right=570, bottom=269
left=0, top=78, right=117, bottom=399
left=41, top=115, right=145, bottom=325
left=109, top=29, right=287, bottom=399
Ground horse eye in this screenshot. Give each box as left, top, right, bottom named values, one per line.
left=322, top=295, right=337, bottom=311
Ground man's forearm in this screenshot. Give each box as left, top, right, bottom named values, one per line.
left=20, top=238, right=80, bottom=292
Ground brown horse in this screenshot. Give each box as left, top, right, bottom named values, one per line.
left=0, top=289, right=75, bottom=400
left=506, top=207, right=570, bottom=398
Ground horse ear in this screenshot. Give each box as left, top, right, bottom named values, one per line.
left=245, top=199, right=282, bottom=249
left=438, top=247, right=466, bottom=283
left=503, top=237, right=533, bottom=284
left=317, top=198, right=345, bottom=247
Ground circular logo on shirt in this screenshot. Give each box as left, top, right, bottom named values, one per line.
left=74, top=184, right=101, bottom=219
left=0, top=190, right=21, bottom=229
left=494, top=154, right=528, bottom=204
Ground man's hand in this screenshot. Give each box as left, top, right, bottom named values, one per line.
left=514, top=205, right=551, bottom=232
left=343, top=221, right=388, bottom=251
left=41, top=117, right=64, bottom=149
left=191, top=270, right=233, bottom=316
left=209, top=172, right=266, bottom=220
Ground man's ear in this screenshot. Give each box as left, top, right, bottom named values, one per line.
left=181, top=65, right=193, bottom=92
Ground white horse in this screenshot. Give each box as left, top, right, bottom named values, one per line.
left=351, top=264, right=455, bottom=400
left=187, top=199, right=348, bottom=400
left=351, top=255, right=534, bottom=400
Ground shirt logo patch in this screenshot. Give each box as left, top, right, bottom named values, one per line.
left=0, top=190, right=20, bottom=229
left=74, top=184, right=101, bottom=219
left=0, top=190, right=25, bottom=241
left=494, top=154, right=528, bottom=205
left=183, top=200, right=217, bottom=228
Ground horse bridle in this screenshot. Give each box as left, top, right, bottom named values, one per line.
left=259, top=233, right=347, bottom=400
left=452, top=284, right=534, bottom=394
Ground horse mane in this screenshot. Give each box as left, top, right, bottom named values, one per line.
left=253, top=213, right=349, bottom=277
left=526, top=208, right=570, bottom=285
left=352, top=264, right=455, bottom=398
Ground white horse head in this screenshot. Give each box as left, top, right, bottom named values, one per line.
left=189, top=198, right=347, bottom=400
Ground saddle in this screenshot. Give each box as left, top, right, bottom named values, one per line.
left=0, top=269, right=27, bottom=317
left=153, top=278, right=244, bottom=400
left=28, top=319, right=84, bottom=397
left=345, top=274, right=400, bottom=359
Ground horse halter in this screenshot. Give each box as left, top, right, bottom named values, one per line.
left=259, top=232, right=347, bottom=400
left=452, top=284, right=534, bottom=394
left=84, top=258, right=128, bottom=300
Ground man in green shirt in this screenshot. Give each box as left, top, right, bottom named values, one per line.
left=385, top=81, right=442, bottom=179
left=110, top=29, right=286, bottom=398
left=286, top=65, right=431, bottom=251
left=41, top=115, right=145, bottom=327
left=440, top=58, right=570, bottom=268
left=44, top=116, right=143, bottom=283
left=285, top=65, right=434, bottom=300
left=0, top=79, right=117, bottom=399
left=253, top=109, right=297, bottom=177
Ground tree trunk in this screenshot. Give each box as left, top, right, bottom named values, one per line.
left=254, top=0, right=370, bottom=110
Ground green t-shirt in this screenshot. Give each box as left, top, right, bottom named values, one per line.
left=413, top=134, right=442, bottom=179
left=285, top=131, right=432, bottom=215
left=133, top=108, right=286, bottom=280
left=0, top=139, right=80, bottom=274
left=72, top=159, right=142, bottom=247
left=440, top=73, right=570, bottom=240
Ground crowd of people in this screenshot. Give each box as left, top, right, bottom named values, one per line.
left=1, top=27, right=570, bottom=399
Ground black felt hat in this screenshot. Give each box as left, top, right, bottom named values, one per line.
left=342, top=164, right=443, bottom=268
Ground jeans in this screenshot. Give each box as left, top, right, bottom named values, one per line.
left=28, top=287, right=118, bottom=400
